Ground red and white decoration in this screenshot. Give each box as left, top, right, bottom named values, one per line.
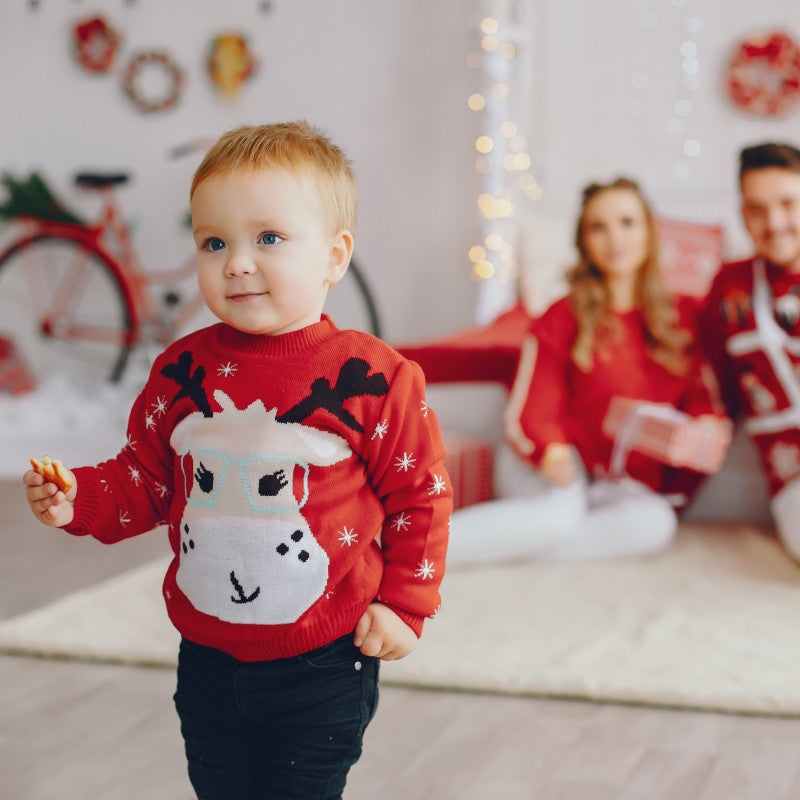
left=726, top=30, right=800, bottom=117
left=657, top=217, right=725, bottom=300
left=442, top=431, right=494, bottom=510
left=72, top=16, right=120, bottom=74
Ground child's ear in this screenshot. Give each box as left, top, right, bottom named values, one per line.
left=325, top=230, right=354, bottom=286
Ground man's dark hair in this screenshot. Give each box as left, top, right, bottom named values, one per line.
left=739, top=142, right=800, bottom=181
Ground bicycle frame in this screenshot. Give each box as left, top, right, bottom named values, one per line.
left=0, top=186, right=206, bottom=351
left=88, top=186, right=205, bottom=343
left=0, top=218, right=139, bottom=348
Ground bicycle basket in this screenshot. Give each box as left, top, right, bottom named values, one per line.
left=0, top=172, right=85, bottom=225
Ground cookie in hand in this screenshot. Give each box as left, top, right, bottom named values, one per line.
left=30, top=456, right=74, bottom=493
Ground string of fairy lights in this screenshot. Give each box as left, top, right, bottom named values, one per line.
left=466, top=1, right=540, bottom=324
left=631, top=0, right=705, bottom=181
left=466, top=0, right=707, bottom=323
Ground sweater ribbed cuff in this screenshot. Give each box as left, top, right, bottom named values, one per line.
left=381, top=603, right=425, bottom=638
left=62, top=465, right=102, bottom=537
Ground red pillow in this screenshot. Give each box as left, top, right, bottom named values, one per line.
left=395, top=304, right=532, bottom=389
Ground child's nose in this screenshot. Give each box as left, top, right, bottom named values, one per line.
left=225, top=248, right=256, bottom=276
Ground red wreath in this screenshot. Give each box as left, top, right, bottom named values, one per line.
left=727, top=31, right=800, bottom=117
left=73, top=16, right=120, bottom=73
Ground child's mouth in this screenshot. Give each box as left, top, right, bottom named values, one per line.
left=228, top=292, right=266, bottom=301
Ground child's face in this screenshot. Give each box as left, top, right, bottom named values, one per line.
left=191, top=166, right=351, bottom=336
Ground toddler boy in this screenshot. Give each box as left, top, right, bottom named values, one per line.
left=24, top=121, right=452, bottom=799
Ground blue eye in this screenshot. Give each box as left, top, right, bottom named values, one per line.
left=259, top=232, right=282, bottom=245
left=203, top=237, right=225, bottom=252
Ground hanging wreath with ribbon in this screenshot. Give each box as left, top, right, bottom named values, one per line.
left=726, top=31, right=800, bottom=117
left=72, top=16, right=120, bottom=73
left=122, top=50, right=184, bottom=113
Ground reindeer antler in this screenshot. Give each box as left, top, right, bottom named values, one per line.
left=277, top=357, right=388, bottom=432
left=161, top=351, right=213, bottom=417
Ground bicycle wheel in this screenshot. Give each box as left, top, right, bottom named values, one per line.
left=0, top=233, right=136, bottom=384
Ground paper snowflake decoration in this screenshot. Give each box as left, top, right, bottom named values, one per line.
left=394, top=451, right=417, bottom=472
left=371, top=419, right=389, bottom=440
left=217, top=361, right=238, bottom=377
left=414, top=559, right=436, bottom=580
left=392, top=511, right=412, bottom=531
left=427, top=474, right=447, bottom=495
left=338, top=526, right=358, bottom=547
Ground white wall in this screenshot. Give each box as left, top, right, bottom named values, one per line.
left=528, top=0, right=800, bottom=259
left=3, top=0, right=800, bottom=347
left=0, top=0, right=482, bottom=343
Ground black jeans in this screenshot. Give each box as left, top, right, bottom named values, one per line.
left=173, top=635, right=380, bottom=799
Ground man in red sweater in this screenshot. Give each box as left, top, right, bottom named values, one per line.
left=23, top=121, right=451, bottom=799
left=702, top=142, right=800, bottom=560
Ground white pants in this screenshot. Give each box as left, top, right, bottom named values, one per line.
left=447, top=444, right=678, bottom=568
left=771, top=475, right=800, bottom=561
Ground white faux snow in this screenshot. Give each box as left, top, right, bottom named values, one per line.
left=0, top=369, right=148, bottom=478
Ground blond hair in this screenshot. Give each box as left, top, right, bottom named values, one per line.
left=569, top=178, right=689, bottom=375
left=191, top=121, right=357, bottom=233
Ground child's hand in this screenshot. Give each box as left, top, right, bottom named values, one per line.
left=541, top=443, right=577, bottom=486
left=23, top=466, right=77, bottom=528
left=354, top=602, right=418, bottom=661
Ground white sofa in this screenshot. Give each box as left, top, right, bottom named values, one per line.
left=428, top=381, right=772, bottom=527
left=423, top=210, right=773, bottom=528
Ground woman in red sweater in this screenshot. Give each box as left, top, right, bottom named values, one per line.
left=449, top=177, right=728, bottom=565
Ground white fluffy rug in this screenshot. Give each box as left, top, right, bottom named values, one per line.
left=2, top=522, right=800, bottom=716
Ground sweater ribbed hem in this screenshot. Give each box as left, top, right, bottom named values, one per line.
left=169, top=601, right=371, bottom=662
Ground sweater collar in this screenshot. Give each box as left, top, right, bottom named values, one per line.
left=214, top=315, right=338, bottom=357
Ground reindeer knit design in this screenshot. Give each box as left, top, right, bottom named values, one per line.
left=65, top=316, right=452, bottom=661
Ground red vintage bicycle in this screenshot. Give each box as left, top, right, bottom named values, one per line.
left=0, top=170, right=381, bottom=385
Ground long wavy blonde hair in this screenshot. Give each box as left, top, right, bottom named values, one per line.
left=569, top=177, right=689, bottom=375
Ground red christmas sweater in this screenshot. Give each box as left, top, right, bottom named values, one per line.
left=701, top=257, right=800, bottom=496
left=64, top=316, right=452, bottom=661
left=505, top=296, right=723, bottom=493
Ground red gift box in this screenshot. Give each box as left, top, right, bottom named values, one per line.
left=441, top=431, right=494, bottom=510
left=0, top=334, right=36, bottom=395
left=602, top=397, right=731, bottom=474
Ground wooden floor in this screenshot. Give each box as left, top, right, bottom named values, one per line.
left=3, top=477, right=800, bottom=800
